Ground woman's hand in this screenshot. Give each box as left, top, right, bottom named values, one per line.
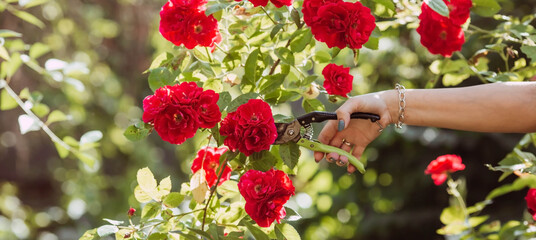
left=313, top=90, right=396, bottom=173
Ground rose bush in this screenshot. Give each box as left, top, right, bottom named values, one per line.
left=49, top=0, right=536, bottom=238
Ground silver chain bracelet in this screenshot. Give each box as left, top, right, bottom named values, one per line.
left=395, top=83, right=406, bottom=129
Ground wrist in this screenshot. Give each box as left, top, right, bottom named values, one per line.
left=379, top=89, right=399, bottom=126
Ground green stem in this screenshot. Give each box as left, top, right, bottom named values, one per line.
left=205, top=47, right=213, bottom=63
left=261, top=7, right=277, bottom=25
left=201, top=156, right=230, bottom=231
left=468, top=24, right=493, bottom=34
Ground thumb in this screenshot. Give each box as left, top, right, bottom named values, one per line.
left=335, top=105, right=352, bottom=131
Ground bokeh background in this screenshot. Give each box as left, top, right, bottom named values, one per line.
left=1, top=0, right=535, bottom=239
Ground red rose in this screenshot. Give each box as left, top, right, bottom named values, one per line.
left=417, top=10, right=465, bottom=57
left=526, top=188, right=536, bottom=220
left=322, top=63, right=353, bottom=97
left=309, top=1, right=375, bottom=49
left=219, top=99, right=277, bottom=156
left=159, top=0, right=221, bottom=49
left=153, top=104, right=199, bottom=144
left=424, top=154, right=465, bottom=185
left=417, top=2, right=466, bottom=57
left=422, top=0, right=472, bottom=25
left=142, top=82, right=221, bottom=144
left=238, top=169, right=295, bottom=227
left=302, top=0, right=341, bottom=27
left=191, top=147, right=231, bottom=187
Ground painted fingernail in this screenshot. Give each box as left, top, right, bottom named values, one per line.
left=338, top=120, right=344, bottom=131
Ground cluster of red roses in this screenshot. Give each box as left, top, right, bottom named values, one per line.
left=142, top=82, right=221, bottom=144
left=416, top=0, right=472, bottom=57
left=191, top=146, right=232, bottom=187
left=159, top=0, right=221, bottom=49
left=219, top=99, right=278, bottom=156
left=244, top=0, right=292, bottom=8
left=238, top=169, right=295, bottom=227
left=302, top=0, right=376, bottom=50
left=424, top=154, right=466, bottom=185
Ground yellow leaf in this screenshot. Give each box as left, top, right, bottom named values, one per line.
left=190, top=170, right=209, bottom=204
left=134, top=185, right=152, bottom=203
left=137, top=167, right=158, bottom=201
left=156, top=176, right=172, bottom=201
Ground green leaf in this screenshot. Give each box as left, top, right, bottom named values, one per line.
left=1, top=89, right=17, bottom=110
left=10, top=9, right=45, bottom=28
left=244, top=49, right=261, bottom=86
left=353, top=49, right=360, bottom=65
left=148, top=233, right=167, bottom=240
left=148, top=67, right=176, bottom=92
left=472, top=0, right=501, bottom=17
left=275, top=48, right=295, bottom=66
left=270, top=24, right=285, bottom=40
left=442, top=73, right=470, bottom=86
left=243, top=220, right=270, bottom=240
left=123, top=122, right=152, bottom=141
left=302, top=98, right=325, bottom=113
left=205, top=3, right=229, bottom=16
left=227, top=92, right=259, bottom=112
left=29, top=42, right=50, bottom=59
left=439, top=206, right=465, bottom=225
left=0, top=45, right=9, bottom=61
left=192, top=48, right=210, bottom=63
left=79, top=229, right=99, bottom=240
left=284, top=207, right=301, bottom=221
left=249, top=150, right=277, bottom=171
left=371, top=0, right=396, bottom=11
left=279, top=142, right=300, bottom=170
left=46, top=110, right=68, bottom=125
left=75, top=152, right=97, bottom=168
left=290, top=29, right=313, bottom=53
left=0, top=29, right=22, bottom=38
left=424, top=0, right=449, bottom=17
left=469, top=215, right=489, bottom=228
left=54, top=141, right=69, bottom=159
left=137, top=167, right=158, bottom=200
left=3, top=52, right=23, bottom=78
left=331, top=47, right=341, bottom=59
left=364, top=37, right=379, bottom=50
left=521, top=45, right=536, bottom=64
left=486, top=175, right=536, bottom=200
left=314, top=50, right=331, bottom=63
left=276, top=223, right=301, bottom=240
left=188, top=228, right=214, bottom=239
left=291, top=7, right=302, bottom=28
left=163, top=192, right=184, bottom=208
left=97, top=225, right=119, bottom=237
left=157, top=176, right=172, bottom=199
left=259, top=74, right=286, bottom=95
left=141, top=202, right=161, bottom=221
left=216, top=91, right=231, bottom=112
left=31, top=103, right=49, bottom=118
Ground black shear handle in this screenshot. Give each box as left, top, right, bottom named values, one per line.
left=296, top=111, right=380, bottom=125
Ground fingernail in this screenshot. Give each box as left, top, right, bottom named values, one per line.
left=338, top=120, right=344, bottom=131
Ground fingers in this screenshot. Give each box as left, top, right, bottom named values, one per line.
left=347, top=145, right=366, bottom=174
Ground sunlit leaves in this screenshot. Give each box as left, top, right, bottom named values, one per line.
left=279, top=142, right=300, bottom=170
left=137, top=167, right=172, bottom=202
left=148, top=67, right=176, bottom=92
left=472, top=0, right=501, bottom=17
left=520, top=46, right=536, bottom=64
left=190, top=169, right=209, bottom=203
left=0, top=89, right=17, bottom=110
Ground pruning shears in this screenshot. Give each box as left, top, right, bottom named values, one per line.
left=274, top=111, right=380, bottom=173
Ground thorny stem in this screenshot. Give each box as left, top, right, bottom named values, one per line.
left=0, top=80, right=89, bottom=159
left=269, top=38, right=293, bottom=75
left=201, top=155, right=230, bottom=231
left=261, top=7, right=278, bottom=25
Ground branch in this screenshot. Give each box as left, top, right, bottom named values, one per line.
left=268, top=38, right=293, bottom=75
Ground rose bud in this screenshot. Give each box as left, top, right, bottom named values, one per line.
left=127, top=207, right=136, bottom=217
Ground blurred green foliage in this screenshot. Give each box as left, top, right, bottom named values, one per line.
left=1, top=0, right=536, bottom=239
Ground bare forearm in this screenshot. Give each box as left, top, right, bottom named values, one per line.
left=383, top=82, right=536, bottom=133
